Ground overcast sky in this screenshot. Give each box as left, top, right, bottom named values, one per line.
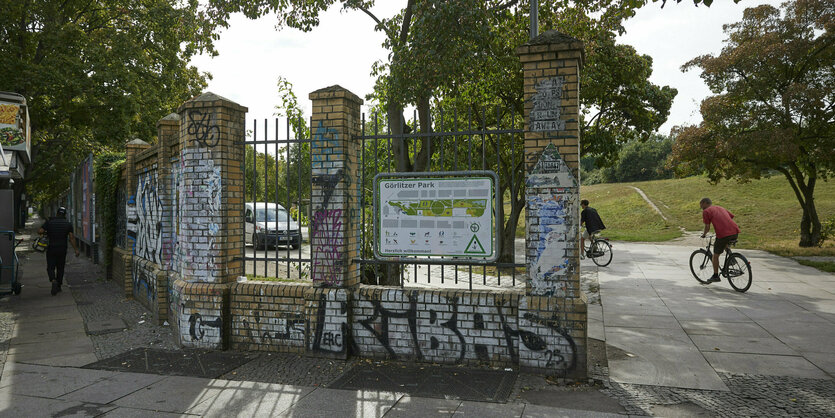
left=189, top=0, right=782, bottom=139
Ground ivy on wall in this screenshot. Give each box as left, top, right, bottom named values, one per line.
left=94, top=151, right=125, bottom=269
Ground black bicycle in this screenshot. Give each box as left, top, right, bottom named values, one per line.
left=584, top=232, right=613, bottom=267
left=689, top=235, right=752, bottom=292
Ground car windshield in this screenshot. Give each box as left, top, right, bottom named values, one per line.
left=255, top=208, right=290, bottom=222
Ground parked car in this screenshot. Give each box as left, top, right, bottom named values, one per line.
left=245, top=202, right=301, bottom=250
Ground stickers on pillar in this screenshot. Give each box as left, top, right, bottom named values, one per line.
left=374, top=171, right=498, bottom=262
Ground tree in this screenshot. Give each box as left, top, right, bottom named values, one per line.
left=672, top=0, right=835, bottom=247
left=0, top=0, right=216, bottom=203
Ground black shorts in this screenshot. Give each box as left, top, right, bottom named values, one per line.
left=714, top=234, right=738, bottom=255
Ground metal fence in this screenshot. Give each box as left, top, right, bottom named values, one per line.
left=244, top=106, right=527, bottom=291
left=244, top=118, right=312, bottom=282
left=357, top=107, right=526, bottom=290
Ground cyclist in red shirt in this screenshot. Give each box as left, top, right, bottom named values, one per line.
left=700, top=197, right=740, bottom=283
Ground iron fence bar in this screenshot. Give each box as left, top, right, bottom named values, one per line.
left=251, top=119, right=257, bottom=278
left=438, top=108, right=444, bottom=285
left=361, top=113, right=366, bottom=285
left=352, top=258, right=523, bottom=268
left=374, top=113, right=380, bottom=285
left=496, top=106, right=502, bottom=287
left=264, top=118, right=269, bottom=279
left=511, top=107, right=518, bottom=287
left=468, top=107, right=473, bottom=291
left=297, top=116, right=303, bottom=276
left=482, top=106, right=487, bottom=286
left=285, top=118, right=291, bottom=277
left=280, top=118, right=290, bottom=279
left=355, top=128, right=523, bottom=140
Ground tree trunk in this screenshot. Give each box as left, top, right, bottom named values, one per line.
left=387, top=103, right=411, bottom=172
left=780, top=166, right=822, bottom=247
left=499, top=197, right=524, bottom=264
left=799, top=185, right=822, bottom=247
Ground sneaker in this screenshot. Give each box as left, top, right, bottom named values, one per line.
left=51, top=280, right=59, bottom=296
left=706, top=274, right=721, bottom=283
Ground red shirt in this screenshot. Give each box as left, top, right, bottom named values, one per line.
left=703, top=205, right=740, bottom=239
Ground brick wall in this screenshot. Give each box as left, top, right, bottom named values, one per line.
left=169, top=277, right=230, bottom=348
left=111, top=247, right=132, bottom=298
left=230, top=282, right=309, bottom=352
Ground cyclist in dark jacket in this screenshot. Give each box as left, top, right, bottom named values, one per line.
left=580, top=199, right=606, bottom=258
left=38, top=207, right=80, bottom=295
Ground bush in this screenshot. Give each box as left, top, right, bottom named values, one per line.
left=582, top=134, right=674, bottom=184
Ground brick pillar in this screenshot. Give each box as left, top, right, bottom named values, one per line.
left=121, top=139, right=151, bottom=297
left=154, top=113, right=179, bottom=323
left=168, top=92, right=247, bottom=349
left=308, top=85, right=363, bottom=289
left=305, top=85, right=362, bottom=359
left=516, top=30, right=587, bottom=379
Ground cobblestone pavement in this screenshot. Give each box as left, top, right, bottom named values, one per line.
left=0, top=311, right=13, bottom=375
left=64, top=261, right=180, bottom=360
left=602, top=373, right=835, bottom=417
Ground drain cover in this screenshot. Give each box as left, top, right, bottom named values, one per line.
left=83, top=348, right=257, bottom=378
left=328, top=362, right=517, bottom=403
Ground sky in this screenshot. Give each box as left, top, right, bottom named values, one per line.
left=189, top=0, right=782, bottom=139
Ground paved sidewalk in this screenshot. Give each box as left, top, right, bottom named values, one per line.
left=2, top=217, right=834, bottom=416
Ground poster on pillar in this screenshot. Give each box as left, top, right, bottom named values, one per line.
left=374, top=171, right=498, bottom=261
left=525, top=144, right=579, bottom=297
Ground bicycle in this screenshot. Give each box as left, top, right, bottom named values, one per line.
left=689, top=235, right=752, bottom=292
left=583, top=232, right=613, bottom=267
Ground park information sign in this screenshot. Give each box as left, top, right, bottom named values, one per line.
left=374, top=171, right=498, bottom=261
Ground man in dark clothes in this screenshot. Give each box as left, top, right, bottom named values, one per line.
left=38, top=207, right=80, bottom=295
left=580, top=199, right=606, bottom=258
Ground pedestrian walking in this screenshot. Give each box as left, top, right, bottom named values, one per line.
left=37, top=207, right=80, bottom=295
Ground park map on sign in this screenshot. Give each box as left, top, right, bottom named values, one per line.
left=377, top=177, right=494, bottom=258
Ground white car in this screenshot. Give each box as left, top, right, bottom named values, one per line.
left=245, top=202, right=301, bottom=250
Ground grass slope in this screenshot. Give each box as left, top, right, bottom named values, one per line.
left=585, top=176, right=835, bottom=257
left=580, top=183, right=680, bottom=242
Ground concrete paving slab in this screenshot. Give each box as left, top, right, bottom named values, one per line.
left=101, top=407, right=201, bottom=417
left=605, top=327, right=728, bottom=391
left=679, top=320, right=771, bottom=337
left=112, top=375, right=223, bottom=413
left=0, top=392, right=117, bottom=417
left=519, top=388, right=627, bottom=415
left=7, top=335, right=95, bottom=363
left=0, top=362, right=114, bottom=398
left=601, top=314, right=681, bottom=329
left=703, top=352, right=831, bottom=379
left=756, top=319, right=835, bottom=353
left=13, top=316, right=85, bottom=336
left=15, top=352, right=99, bottom=367
left=10, top=329, right=88, bottom=345
left=383, top=395, right=461, bottom=417
left=689, top=335, right=798, bottom=355
left=665, top=305, right=751, bottom=322
left=274, top=388, right=401, bottom=418
left=186, top=380, right=314, bottom=417
left=85, top=318, right=127, bottom=335
left=522, top=404, right=627, bottom=418
left=802, top=352, right=835, bottom=377
left=60, top=371, right=167, bottom=404
left=453, top=400, right=525, bottom=417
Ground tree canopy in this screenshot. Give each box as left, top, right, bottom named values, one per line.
left=672, top=0, right=834, bottom=246
left=0, top=0, right=217, bottom=202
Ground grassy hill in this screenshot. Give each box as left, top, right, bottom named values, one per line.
left=581, top=176, right=835, bottom=257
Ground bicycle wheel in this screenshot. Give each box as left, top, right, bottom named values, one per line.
left=725, top=253, right=752, bottom=293
left=689, top=249, right=713, bottom=284
left=591, top=240, right=613, bottom=267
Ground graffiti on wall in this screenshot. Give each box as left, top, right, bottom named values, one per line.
left=186, top=110, right=219, bottom=148
left=174, top=147, right=223, bottom=282
left=134, top=170, right=164, bottom=263
left=242, top=309, right=306, bottom=345
left=132, top=259, right=156, bottom=303
left=309, top=291, right=349, bottom=355
left=525, top=144, right=578, bottom=297
left=350, top=290, right=577, bottom=373
left=310, top=121, right=349, bottom=286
